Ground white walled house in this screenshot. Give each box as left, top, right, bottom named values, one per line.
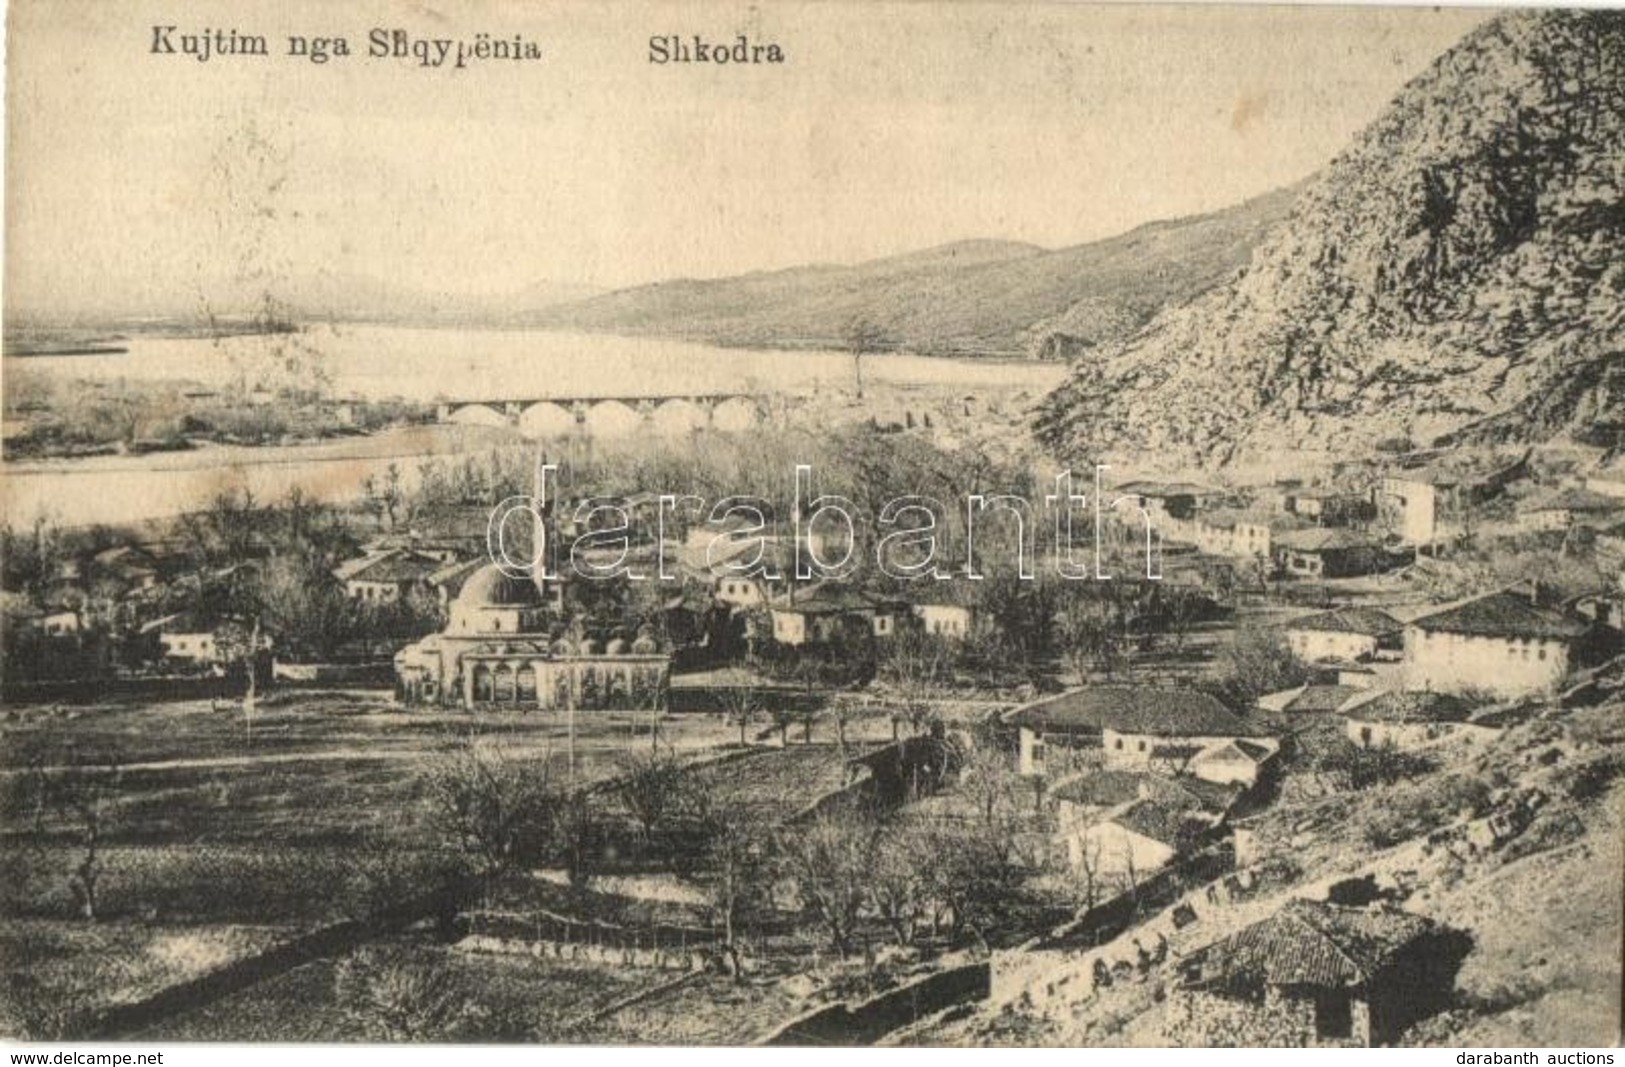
left=715, top=575, right=768, bottom=608
left=1190, top=739, right=1277, bottom=787
left=41, top=610, right=82, bottom=637
left=1007, top=687, right=1279, bottom=783
left=1403, top=591, right=1587, bottom=698
left=1051, top=772, right=1236, bottom=877
left=1515, top=487, right=1622, bottom=533
left=1067, top=803, right=1184, bottom=879
left=1282, top=607, right=1404, bottom=665
left=335, top=549, right=445, bottom=604
left=160, top=631, right=218, bottom=663
left=1342, top=690, right=1497, bottom=750
left=1098, top=690, right=1278, bottom=779
left=767, top=588, right=897, bottom=647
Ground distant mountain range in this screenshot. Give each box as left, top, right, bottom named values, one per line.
left=1037, top=10, right=1625, bottom=468
left=6, top=191, right=1293, bottom=357
left=516, top=189, right=1297, bottom=358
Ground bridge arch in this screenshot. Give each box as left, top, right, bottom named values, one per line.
left=582, top=400, right=643, bottom=439
left=445, top=403, right=510, bottom=428
left=711, top=396, right=759, bottom=433
left=649, top=398, right=709, bottom=436
left=518, top=401, right=578, bottom=440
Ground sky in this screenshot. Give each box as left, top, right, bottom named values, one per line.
left=4, top=1, right=1492, bottom=316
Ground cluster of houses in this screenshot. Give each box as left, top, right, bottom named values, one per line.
left=0, top=536, right=278, bottom=686
left=1114, top=447, right=1625, bottom=582
left=1005, top=575, right=1616, bottom=886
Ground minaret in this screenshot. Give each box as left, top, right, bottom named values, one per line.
left=533, top=448, right=553, bottom=600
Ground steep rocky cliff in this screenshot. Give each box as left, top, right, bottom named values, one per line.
left=1037, top=11, right=1624, bottom=468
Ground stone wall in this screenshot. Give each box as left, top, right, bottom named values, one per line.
left=455, top=933, right=711, bottom=974
left=1162, top=987, right=1370, bottom=1048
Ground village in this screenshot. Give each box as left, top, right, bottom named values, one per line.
left=3, top=415, right=1623, bottom=1046
left=3, top=3, right=1623, bottom=1046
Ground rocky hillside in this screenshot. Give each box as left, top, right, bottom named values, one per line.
left=1037, top=11, right=1625, bottom=468
left=522, top=189, right=1294, bottom=358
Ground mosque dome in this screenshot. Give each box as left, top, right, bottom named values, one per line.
left=455, top=564, right=546, bottom=609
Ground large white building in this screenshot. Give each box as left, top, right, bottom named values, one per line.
left=1006, top=686, right=1278, bottom=786
left=1403, top=590, right=1588, bottom=698
left=395, top=564, right=668, bottom=710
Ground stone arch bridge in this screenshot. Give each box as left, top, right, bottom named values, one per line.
left=436, top=393, right=776, bottom=439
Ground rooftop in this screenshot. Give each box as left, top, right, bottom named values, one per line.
left=1342, top=689, right=1474, bottom=725
left=1007, top=686, right=1268, bottom=738
left=1111, top=797, right=1213, bottom=850
left=1114, top=480, right=1224, bottom=500
left=1201, top=507, right=1311, bottom=534
left=341, top=551, right=445, bottom=584
left=1257, top=684, right=1368, bottom=715
left=1410, top=591, right=1589, bottom=640
left=1181, top=899, right=1437, bottom=992
left=1283, top=606, right=1404, bottom=638
left=1051, top=770, right=1240, bottom=815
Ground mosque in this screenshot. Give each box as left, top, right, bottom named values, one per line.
left=393, top=562, right=669, bottom=711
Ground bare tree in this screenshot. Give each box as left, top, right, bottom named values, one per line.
left=613, top=746, right=688, bottom=844
left=686, top=792, right=774, bottom=980
left=721, top=682, right=760, bottom=748
left=778, top=806, right=878, bottom=957
left=33, top=750, right=123, bottom=922
left=867, top=821, right=924, bottom=946
left=843, top=318, right=892, bottom=401
left=1070, top=834, right=1106, bottom=914
left=422, top=735, right=558, bottom=893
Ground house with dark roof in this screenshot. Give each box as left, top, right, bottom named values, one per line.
left=1282, top=606, right=1404, bottom=665
left=1097, top=689, right=1277, bottom=781
left=1403, top=589, right=1589, bottom=697
left=335, top=549, right=447, bottom=604
left=1341, top=690, right=1492, bottom=750
left=1110, top=480, right=1228, bottom=546
left=1189, top=738, right=1278, bottom=787
left=1167, top=899, right=1461, bottom=1047
left=1051, top=769, right=1238, bottom=879
left=1375, top=450, right=1528, bottom=551
left=1516, top=486, right=1624, bottom=533
left=1279, top=487, right=1373, bottom=527
left=1069, top=796, right=1214, bottom=881
left=1004, top=686, right=1278, bottom=783
left=768, top=585, right=902, bottom=646
left=1256, top=683, right=1369, bottom=716
left=1194, top=507, right=1310, bottom=562
left=1277, top=528, right=1390, bottom=579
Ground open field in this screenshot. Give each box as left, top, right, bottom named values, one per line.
left=0, top=689, right=907, bottom=1038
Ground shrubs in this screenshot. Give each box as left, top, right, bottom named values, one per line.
left=333, top=946, right=474, bottom=1042
left=1358, top=774, right=1493, bottom=849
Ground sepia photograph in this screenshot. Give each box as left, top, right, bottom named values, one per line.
left=1, top=0, right=1621, bottom=1050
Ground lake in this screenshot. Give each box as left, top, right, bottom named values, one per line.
left=0, top=326, right=1067, bottom=528
left=7, top=324, right=1064, bottom=401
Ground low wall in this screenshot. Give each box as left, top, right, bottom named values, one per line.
left=455, top=933, right=711, bottom=973
left=272, top=661, right=395, bottom=687
left=2, top=674, right=241, bottom=706
left=762, top=962, right=991, bottom=1046
left=990, top=862, right=1259, bottom=1011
